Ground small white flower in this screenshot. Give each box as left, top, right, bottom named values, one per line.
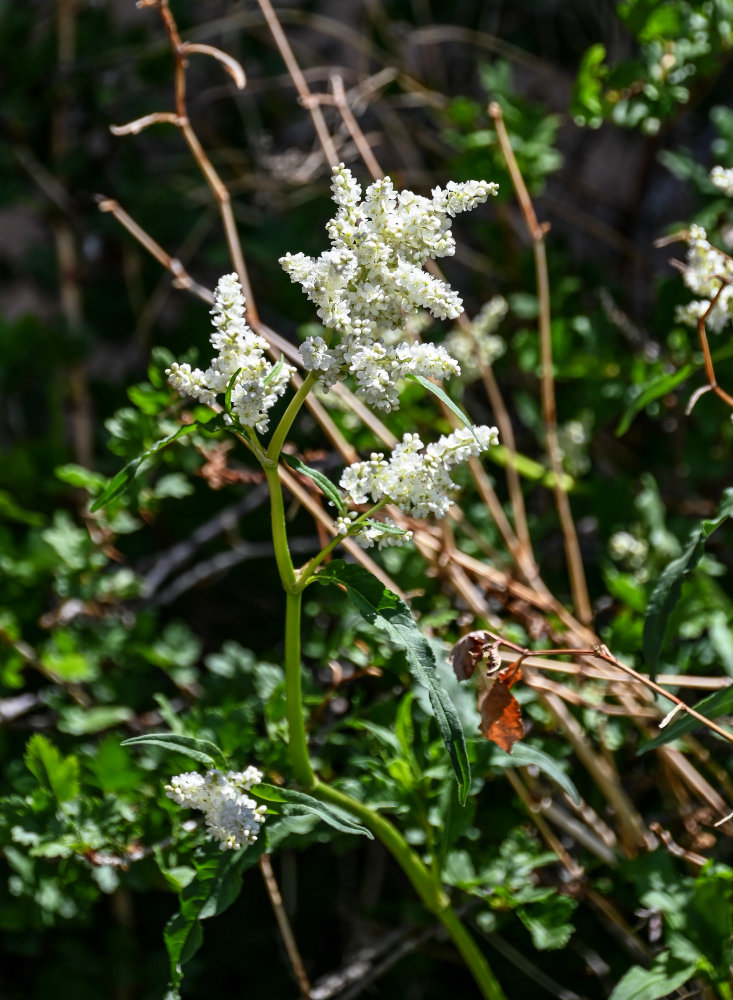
left=166, top=275, right=295, bottom=433
left=165, top=766, right=266, bottom=852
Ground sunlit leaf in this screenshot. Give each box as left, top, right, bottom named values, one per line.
left=316, top=560, right=471, bottom=802
left=121, top=733, right=225, bottom=768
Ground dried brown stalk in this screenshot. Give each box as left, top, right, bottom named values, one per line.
left=255, top=0, right=339, bottom=167
left=131, top=0, right=256, bottom=319
left=689, top=278, right=733, bottom=412
left=489, top=102, right=592, bottom=625
left=259, top=855, right=312, bottom=1000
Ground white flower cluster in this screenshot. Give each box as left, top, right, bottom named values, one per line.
left=675, top=223, right=733, bottom=333
left=334, top=511, right=414, bottom=550
left=710, top=165, right=733, bottom=197
left=340, top=425, right=499, bottom=520
left=444, top=296, right=508, bottom=382
left=165, top=766, right=266, bottom=851
left=280, top=164, right=498, bottom=411
left=167, top=274, right=294, bottom=433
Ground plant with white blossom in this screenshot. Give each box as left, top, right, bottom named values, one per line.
left=280, top=163, right=497, bottom=411
left=103, top=158, right=505, bottom=999
left=165, top=766, right=266, bottom=851
left=710, top=164, right=733, bottom=197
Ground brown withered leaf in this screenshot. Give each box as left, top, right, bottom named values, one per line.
left=198, top=441, right=264, bottom=489
left=449, top=630, right=491, bottom=680
left=478, top=663, right=525, bottom=752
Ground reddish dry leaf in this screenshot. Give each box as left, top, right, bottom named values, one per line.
left=449, top=630, right=491, bottom=680
left=478, top=663, right=525, bottom=752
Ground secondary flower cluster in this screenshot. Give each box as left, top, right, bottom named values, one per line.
left=280, top=163, right=498, bottom=411
left=333, top=512, right=413, bottom=550
left=165, top=766, right=266, bottom=851
left=675, top=166, right=733, bottom=333
left=167, top=274, right=294, bottom=433
left=339, top=425, right=499, bottom=526
left=675, top=222, right=733, bottom=332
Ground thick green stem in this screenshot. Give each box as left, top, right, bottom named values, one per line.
left=264, top=365, right=505, bottom=1000
left=284, top=590, right=316, bottom=788
left=313, top=783, right=507, bottom=1000
left=265, top=465, right=297, bottom=591
left=266, top=371, right=318, bottom=464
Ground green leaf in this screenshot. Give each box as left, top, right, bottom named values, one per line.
left=405, top=373, right=476, bottom=437
left=488, top=743, right=581, bottom=804
left=90, top=415, right=226, bottom=512
left=24, top=734, right=80, bottom=803
left=637, top=685, right=733, bottom=753
left=517, top=892, right=577, bottom=950
left=251, top=783, right=373, bottom=838
left=163, top=841, right=266, bottom=998
left=608, top=954, right=697, bottom=1000
left=643, top=489, right=733, bottom=680
left=224, top=368, right=242, bottom=417
left=120, top=733, right=225, bottom=767
left=316, top=560, right=471, bottom=802
left=616, top=365, right=693, bottom=437
left=58, top=705, right=134, bottom=735
left=281, top=453, right=346, bottom=514
left=263, top=357, right=284, bottom=386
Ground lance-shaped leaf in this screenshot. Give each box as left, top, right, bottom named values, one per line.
left=405, top=372, right=477, bottom=437
left=643, top=489, right=733, bottom=681
left=316, top=560, right=471, bottom=803
left=637, top=685, right=733, bottom=754
left=251, top=784, right=373, bottom=838
left=90, top=414, right=227, bottom=512
left=281, top=453, right=346, bottom=514
left=224, top=367, right=242, bottom=416
left=487, top=743, right=580, bottom=804
left=121, top=733, right=225, bottom=768
left=616, top=365, right=693, bottom=437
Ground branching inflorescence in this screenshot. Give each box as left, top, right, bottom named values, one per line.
left=166, top=163, right=500, bottom=553
left=280, top=163, right=498, bottom=412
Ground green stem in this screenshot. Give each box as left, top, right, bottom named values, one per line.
left=265, top=465, right=297, bottom=591
left=313, top=782, right=445, bottom=912
left=263, top=366, right=505, bottom=999
left=284, top=589, right=316, bottom=788
left=266, top=371, right=318, bottom=464
left=438, top=905, right=507, bottom=1000
left=295, top=498, right=390, bottom=587
left=313, top=782, right=507, bottom=1000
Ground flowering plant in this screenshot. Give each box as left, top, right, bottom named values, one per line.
left=102, top=151, right=508, bottom=997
